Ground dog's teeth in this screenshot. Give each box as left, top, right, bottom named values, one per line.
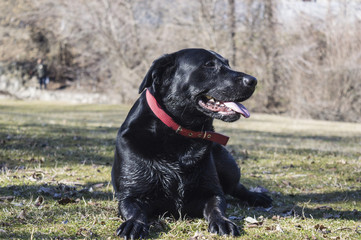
left=209, top=98, right=215, bottom=103
left=216, top=101, right=220, bottom=105
left=220, top=104, right=225, bottom=107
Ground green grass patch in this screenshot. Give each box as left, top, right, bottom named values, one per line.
left=1, top=100, right=360, bottom=239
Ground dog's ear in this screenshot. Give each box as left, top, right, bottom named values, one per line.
left=138, top=54, right=175, bottom=94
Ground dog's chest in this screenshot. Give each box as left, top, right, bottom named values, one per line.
left=148, top=150, right=207, bottom=207
left=150, top=156, right=200, bottom=190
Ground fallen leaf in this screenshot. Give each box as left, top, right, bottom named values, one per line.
left=188, top=231, right=206, bottom=240
left=34, top=196, right=44, bottom=207
left=58, top=197, right=76, bottom=205
left=76, top=227, right=94, bottom=237
left=276, top=224, right=284, bottom=232
left=316, top=206, right=333, bottom=211
left=247, top=223, right=260, bottom=228
left=17, top=210, right=26, bottom=220
left=29, top=172, right=44, bottom=181
left=0, top=196, right=14, bottom=202
left=92, top=183, right=105, bottom=189
left=87, top=201, right=99, bottom=206
left=314, top=224, right=331, bottom=234
left=281, top=180, right=292, bottom=187
left=282, top=208, right=296, bottom=217
left=244, top=216, right=263, bottom=227
left=249, top=186, right=269, bottom=193
left=295, top=224, right=303, bottom=229
left=244, top=216, right=259, bottom=224
left=265, top=224, right=283, bottom=232
left=338, top=159, right=347, bottom=164
left=314, top=224, right=327, bottom=231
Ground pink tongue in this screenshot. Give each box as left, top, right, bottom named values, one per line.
left=224, top=102, right=250, bottom=118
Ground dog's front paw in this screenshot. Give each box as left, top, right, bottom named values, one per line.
left=208, top=216, right=240, bottom=236
left=116, top=219, right=149, bottom=239
left=247, top=192, right=272, bottom=207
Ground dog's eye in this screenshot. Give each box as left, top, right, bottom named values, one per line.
left=204, top=61, right=216, bottom=68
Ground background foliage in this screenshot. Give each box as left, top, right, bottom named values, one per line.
left=0, top=0, right=360, bottom=122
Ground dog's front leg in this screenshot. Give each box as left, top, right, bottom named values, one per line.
left=204, top=195, right=240, bottom=236
left=116, top=198, right=149, bottom=239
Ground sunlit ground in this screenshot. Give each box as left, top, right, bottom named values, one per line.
left=0, top=100, right=360, bottom=239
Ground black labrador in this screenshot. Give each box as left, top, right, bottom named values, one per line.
left=112, top=48, right=272, bottom=239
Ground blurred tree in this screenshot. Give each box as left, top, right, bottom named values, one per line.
left=0, top=0, right=360, bottom=122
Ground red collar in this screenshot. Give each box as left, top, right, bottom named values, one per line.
left=145, top=89, right=229, bottom=146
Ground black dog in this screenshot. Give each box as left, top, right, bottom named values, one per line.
left=112, top=49, right=272, bottom=239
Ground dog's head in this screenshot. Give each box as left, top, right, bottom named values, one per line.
left=139, top=49, right=257, bottom=123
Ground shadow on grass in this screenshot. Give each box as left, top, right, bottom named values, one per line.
left=225, top=129, right=360, bottom=144
left=226, top=129, right=360, bottom=157
left=145, top=186, right=361, bottom=238
left=0, top=184, right=116, bottom=239
left=1, top=179, right=360, bottom=238
left=2, top=124, right=359, bottom=169
left=225, top=191, right=361, bottom=225
left=0, top=181, right=113, bottom=202
left=0, top=122, right=118, bottom=168
left=286, top=190, right=360, bottom=220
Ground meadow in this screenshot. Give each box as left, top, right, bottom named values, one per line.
left=0, top=100, right=360, bottom=239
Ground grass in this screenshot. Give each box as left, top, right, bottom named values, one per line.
left=0, top=100, right=360, bottom=239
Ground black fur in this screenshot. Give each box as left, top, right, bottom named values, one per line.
left=112, top=49, right=272, bottom=239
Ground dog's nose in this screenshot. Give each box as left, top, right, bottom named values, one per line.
left=242, top=75, right=257, bottom=88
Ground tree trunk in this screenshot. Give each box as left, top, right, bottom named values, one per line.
left=228, top=0, right=237, bottom=66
